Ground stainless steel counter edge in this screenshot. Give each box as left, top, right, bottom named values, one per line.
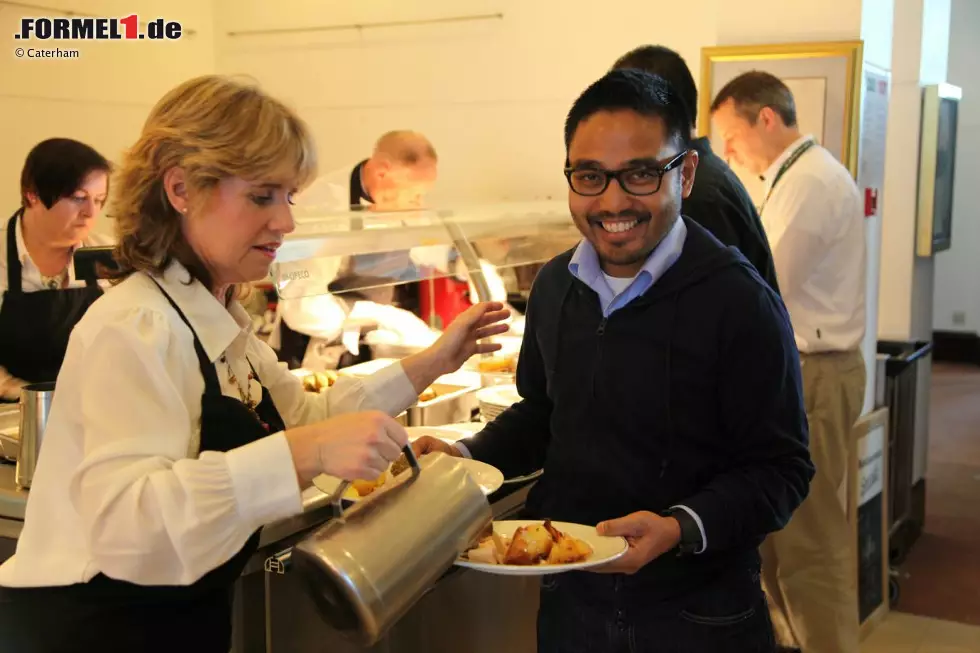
left=258, top=483, right=339, bottom=550
left=0, top=517, right=23, bottom=539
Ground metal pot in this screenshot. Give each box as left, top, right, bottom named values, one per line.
left=283, top=446, right=492, bottom=646
left=16, top=382, right=55, bottom=489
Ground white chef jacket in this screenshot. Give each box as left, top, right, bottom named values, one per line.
left=267, top=161, right=368, bottom=354
left=0, top=260, right=419, bottom=588
left=760, top=136, right=866, bottom=354
left=0, top=216, right=113, bottom=398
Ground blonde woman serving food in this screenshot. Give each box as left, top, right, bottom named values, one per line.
left=0, top=76, right=509, bottom=653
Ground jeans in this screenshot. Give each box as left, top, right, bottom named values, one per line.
left=537, top=569, right=776, bottom=653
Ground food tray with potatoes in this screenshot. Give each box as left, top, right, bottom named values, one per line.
left=462, top=336, right=521, bottom=387
left=297, top=369, right=339, bottom=393
left=405, top=382, right=480, bottom=427
left=291, top=364, right=479, bottom=427
left=473, top=354, right=518, bottom=388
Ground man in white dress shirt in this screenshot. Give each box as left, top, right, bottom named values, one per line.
left=711, top=71, right=867, bottom=653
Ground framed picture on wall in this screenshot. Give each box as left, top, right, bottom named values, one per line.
left=916, top=83, right=962, bottom=257
left=698, top=41, right=864, bottom=207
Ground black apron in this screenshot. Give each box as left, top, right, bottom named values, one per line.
left=0, top=210, right=103, bottom=390
left=0, top=278, right=287, bottom=653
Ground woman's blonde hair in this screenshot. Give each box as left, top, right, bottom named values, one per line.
left=108, top=74, right=317, bottom=290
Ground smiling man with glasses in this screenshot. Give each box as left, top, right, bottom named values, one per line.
left=413, top=69, right=813, bottom=652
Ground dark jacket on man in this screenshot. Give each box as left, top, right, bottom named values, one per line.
left=464, top=218, right=812, bottom=610
left=685, top=137, right=780, bottom=294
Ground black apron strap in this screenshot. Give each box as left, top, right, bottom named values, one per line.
left=146, top=276, right=223, bottom=397
left=349, top=159, right=373, bottom=208
left=349, top=161, right=370, bottom=233
left=5, top=211, right=23, bottom=295
left=245, top=358, right=262, bottom=384
left=349, top=164, right=360, bottom=208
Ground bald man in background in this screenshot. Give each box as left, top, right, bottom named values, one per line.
left=297, top=130, right=439, bottom=213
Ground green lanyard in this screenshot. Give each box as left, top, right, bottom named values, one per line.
left=760, top=139, right=816, bottom=215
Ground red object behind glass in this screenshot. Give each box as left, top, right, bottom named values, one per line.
left=419, top=275, right=472, bottom=330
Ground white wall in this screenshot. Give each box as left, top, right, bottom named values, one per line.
left=213, top=0, right=863, bottom=206
left=869, top=0, right=951, bottom=486
left=0, top=0, right=214, bottom=236
left=862, top=0, right=896, bottom=70
left=877, top=0, right=951, bottom=341
left=715, top=0, right=863, bottom=46
left=932, top=0, right=979, bottom=333
left=859, top=0, right=897, bottom=411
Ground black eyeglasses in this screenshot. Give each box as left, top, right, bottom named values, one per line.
left=564, top=150, right=689, bottom=197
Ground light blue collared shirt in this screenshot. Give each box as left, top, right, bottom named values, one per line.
left=568, top=217, right=688, bottom=317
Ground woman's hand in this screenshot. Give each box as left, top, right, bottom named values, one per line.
left=401, top=302, right=511, bottom=392
left=436, top=301, right=512, bottom=370
left=284, top=411, right=409, bottom=486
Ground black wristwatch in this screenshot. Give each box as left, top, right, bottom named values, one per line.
left=664, top=507, right=704, bottom=556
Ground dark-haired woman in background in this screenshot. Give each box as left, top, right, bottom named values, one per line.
left=0, top=138, right=112, bottom=400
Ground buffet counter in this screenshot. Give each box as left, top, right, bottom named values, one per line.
left=1, top=449, right=540, bottom=653
left=0, top=404, right=27, bottom=552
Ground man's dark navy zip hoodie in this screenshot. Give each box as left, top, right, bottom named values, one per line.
left=464, top=217, right=814, bottom=605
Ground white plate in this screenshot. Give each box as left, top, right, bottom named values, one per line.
left=441, top=422, right=486, bottom=434
left=449, top=458, right=504, bottom=495
left=313, top=457, right=504, bottom=501
left=475, top=384, right=521, bottom=408
left=406, top=424, right=483, bottom=444
left=500, top=468, right=544, bottom=485
left=405, top=426, right=540, bottom=485
left=455, top=520, right=628, bottom=576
